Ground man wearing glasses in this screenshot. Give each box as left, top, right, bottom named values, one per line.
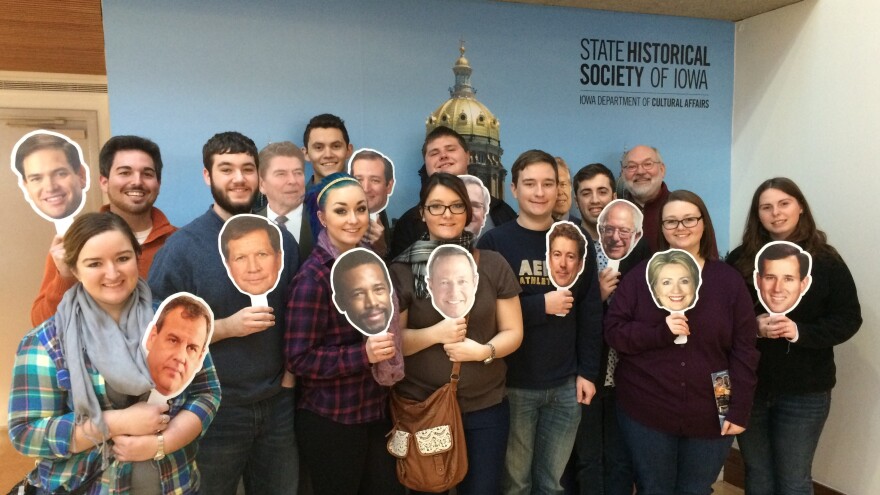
left=620, top=145, right=669, bottom=251
left=597, top=200, right=644, bottom=261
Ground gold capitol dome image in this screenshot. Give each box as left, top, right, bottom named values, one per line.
left=427, top=42, right=507, bottom=199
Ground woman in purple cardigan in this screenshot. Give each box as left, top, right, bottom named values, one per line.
left=605, top=190, right=759, bottom=495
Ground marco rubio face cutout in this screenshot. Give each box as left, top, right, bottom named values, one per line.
left=11, top=130, right=91, bottom=233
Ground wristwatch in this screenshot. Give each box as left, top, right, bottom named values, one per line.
left=483, top=343, right=496, bottom=365
left=154, top=433, right=166, bottom=461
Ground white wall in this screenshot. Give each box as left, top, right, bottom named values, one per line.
left=732, top=1, right=880, bottom=492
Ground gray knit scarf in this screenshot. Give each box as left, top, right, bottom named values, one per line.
left=55, top=279, right=155, bottom=451
left=393, top=231, right=474, bottom=299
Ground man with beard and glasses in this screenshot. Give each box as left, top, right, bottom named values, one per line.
left=620, top=145, right=669, bottom=252
left=149, top=132, right=300, bottom=495
left=30, top=135, right=178, bottom=325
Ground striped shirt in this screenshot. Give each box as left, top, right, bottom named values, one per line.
left=8, top=317, right=221, bottom=494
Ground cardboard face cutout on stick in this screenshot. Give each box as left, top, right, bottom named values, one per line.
left=597, top=199, right=644, bottom=270
left=348, top=148, right=395, bottom=216
left=753, top=240, right=813, bottom=315
left=10, top=129, right=91, bottom=235
left=546, top=220, right=588, bottom=290
left=143, top=292, right=214, bottom=403
left=459, top=174, right=490, bottom=238
left=219, top=214, right=285, bottom=307
left=646, top=249, right=702, bottom=344
left=426, top=244, right=479, bottom=320
left=331, top=247, right=394, bottom=336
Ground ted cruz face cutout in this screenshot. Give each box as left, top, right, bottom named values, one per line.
left=348, top=148, right=395, bottom=216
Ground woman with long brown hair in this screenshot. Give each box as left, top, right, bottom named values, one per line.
left=728, top=178, right=862, bottom=494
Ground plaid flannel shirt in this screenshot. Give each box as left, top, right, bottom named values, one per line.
left=8, top=317, right=221, bottom=494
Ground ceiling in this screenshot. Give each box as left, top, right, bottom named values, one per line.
left=497, top=0, right=804, bottom=21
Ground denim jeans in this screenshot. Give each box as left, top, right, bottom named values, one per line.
left=738, top=391, right=832, bottom=495
left=617, top=408, right=732, bottom=495
left=412, top=399, right=510, bottom=495
left=572, top=386, right=633, bottom=495
left=197, top=387, right=298, bottom=495
left=504, top=378, right=581, bottom=495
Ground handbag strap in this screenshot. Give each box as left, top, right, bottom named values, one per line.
left=447, top=248, right=481, bottom=391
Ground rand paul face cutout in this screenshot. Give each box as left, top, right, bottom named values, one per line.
left=546, top=220, right=588, bottom=289
left=597, top=199, right=643, bottom=261
left=646, top=249, right=702, bottom=314
left=426, top=244, right=479, bottom=319
left=11, top=130, right=91, bottom=225
left=331, top=247, right=394, bottom=336
left=753, top=240, right=813, bottom=315
left=142, top=293, right=214, bottom=400
left=219, top=214, right=285, bottom=298
left=347, top=148, right=395, bottom=215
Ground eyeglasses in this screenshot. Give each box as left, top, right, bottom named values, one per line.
left=623, top=160, right=658, bottom=173
left=424, top=203, right=467, bottom=216
left=599, top=225, right=635, bottom=239
left=662, top=216, right=702, bottom=230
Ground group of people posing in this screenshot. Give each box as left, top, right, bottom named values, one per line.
left=9, top=113, right=862, bottom=495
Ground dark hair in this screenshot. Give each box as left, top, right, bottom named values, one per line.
left=573, top=163, right=616, bottom=194
left=332, top=249, right=388, bottom=291
left=155, top=295, right=211, bottom=348
left=757, top=243, right=810, bottom=279
left=258, top=141, right=306, bottom=179
left=511, top=149, right=558, bottom=185
left=220, top=215, right=281, bottom=261
left=99, top=135, right=163, bottom=182
left=657, top=190, right=719, bottom=261
left=14, top=132, right=82, bottom=176
left=202, top=131, right=259, bottom=172
left=350, top=149, right=393, bottom=183
left=422, top=126, right=469, bottom=158
left=733, top=177, right=838, bottom=277
left=418, top=172, right=473, bottom=226
left=549, top=222, right=586, bottom=259
left=63, top=212, right=142, bottom=268
left=303, top=113, right=350, bottom=148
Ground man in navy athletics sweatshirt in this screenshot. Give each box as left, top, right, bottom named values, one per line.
left=478, top=149, right=603, bottom=495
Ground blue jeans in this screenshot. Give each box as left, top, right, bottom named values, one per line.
left=504, top=378, right=581, bottom=495
left=617, top=408, right=732, bottom=495
left=197, top=388, right=298, bottom=495
left=572, top=386, right=633, bottom=495
left=412, top=399, right=510, bottom=495
left=738, top=391, right=831, bottom=495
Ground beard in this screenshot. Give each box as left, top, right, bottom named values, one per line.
left=210, top=180, right=257, bottom=216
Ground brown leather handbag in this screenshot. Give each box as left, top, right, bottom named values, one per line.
left=387, top=361, right=467, bottom=492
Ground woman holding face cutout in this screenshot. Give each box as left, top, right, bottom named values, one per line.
left=8, top=212, right=220, bottom=494
left=285, top=173, right=404, bottom=495
left=605, top=190, right=759, bottom=495
left=389, top=173, right=523, bottom=495
left=727, top=178, right=862, bottom=495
